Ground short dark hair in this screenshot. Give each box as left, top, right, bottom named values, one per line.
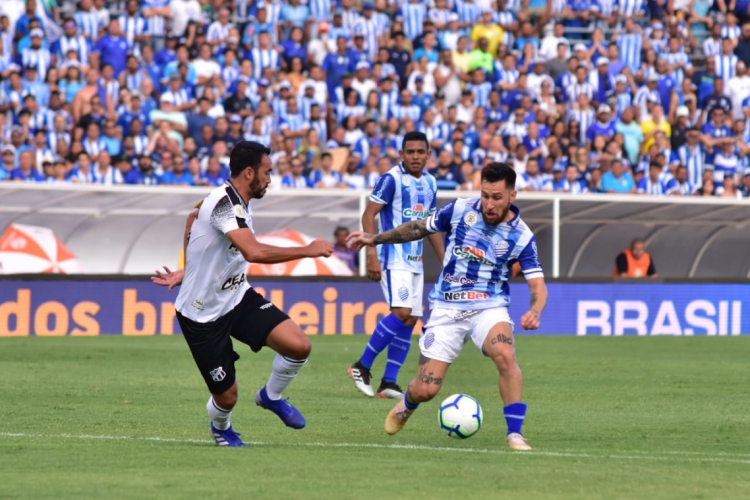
left=401, top=131, right=428, bottom=151
left=333, top=226, right=348, bottom=235
left=229, top=141, right=271, bottom=177
left=480, top=162, right=516, bottom=189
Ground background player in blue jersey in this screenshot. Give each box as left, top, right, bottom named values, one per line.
left=347, top=163, right=548, bottom=451
left=348, top=131, right=444, bottom=399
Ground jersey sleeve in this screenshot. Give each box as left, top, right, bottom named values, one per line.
left=517, top=236, right=544, bottom=280
left=425, top=199, right=456, bottom=233
left=369, top=173, right=396, bottom=205
left=210, top=195, right=248, bottom=234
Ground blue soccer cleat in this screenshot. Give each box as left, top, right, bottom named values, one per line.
left=254, top=386, right=306, bottom=429
left=210, top=423, right=246, bottom=447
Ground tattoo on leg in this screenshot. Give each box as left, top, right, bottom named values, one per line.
left=417, top=368, right=443, bottom=385
left=418, top=354, right=430, bottom=366
left=490, top=333, right=513, bottom=345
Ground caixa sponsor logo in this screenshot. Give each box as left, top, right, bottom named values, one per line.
left=406, top=254, right=422, bottom=262
left=403, top=204, right=431, bottom=218
left=443, top=273, right=479, bottom=285
left=444, top=291, right=489, bottom=301
left=452, top=245, right=498, bottom=268
left=577, top=300, right=743, bottom=336
left=221, top=273, right=246, bottom=292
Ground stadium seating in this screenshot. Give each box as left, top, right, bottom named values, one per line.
left=0, top=0, right=749, bottom=199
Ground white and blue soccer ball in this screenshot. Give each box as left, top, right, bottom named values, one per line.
left=438, top=394, right=483, bottom=439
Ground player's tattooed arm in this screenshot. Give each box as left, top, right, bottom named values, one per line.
left=372, top=219, right=431, bottom=245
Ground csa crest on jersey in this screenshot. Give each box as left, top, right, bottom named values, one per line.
left=495, top=240, right=510, bottom=257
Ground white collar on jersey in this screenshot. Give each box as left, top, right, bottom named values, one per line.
left=472, top=199, right=521, bottom=228
left=224, top=180, right=248, bottom=211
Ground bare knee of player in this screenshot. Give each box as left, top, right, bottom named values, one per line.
left=267, top=319, right=311, bottom=360
left=490, top=342, right=520, bottom=377
left=213, top=382, right=238, bottom=409
left=391, top=307, right=415, bottom=325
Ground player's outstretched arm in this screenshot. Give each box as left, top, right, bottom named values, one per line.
left=227, top=227, right=333, bottom=264
left=346, top=219, right=432, bottom=251
left=520, top=277, right=548, bottom=330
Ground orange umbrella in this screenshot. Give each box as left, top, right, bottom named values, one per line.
left=247, top=229, right=354, bottom=276
left=0, top=224, right=85, bottom=274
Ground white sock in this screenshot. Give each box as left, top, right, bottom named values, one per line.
left=265, top=354, right=308, bottom=400
left=207, top=397, right=232, bottom=431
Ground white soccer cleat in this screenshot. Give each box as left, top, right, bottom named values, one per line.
left=507, top=432, right=532, bottom=451
left=384, top=399, right=414, bottom=435
left=348, top=363, right=375, bottom=397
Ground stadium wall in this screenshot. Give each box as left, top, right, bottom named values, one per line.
left=0, top=278, right=747, bottom=336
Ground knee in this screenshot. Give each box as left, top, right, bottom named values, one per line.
left=288, top=335, right=311, bottom=360
left=392, top=308, right=413, bottom=323
left=407, top=380, right=441, bottom=403
left=493, top=349, right=518, bottom=374
left=214, top=384, right=238, bottom=409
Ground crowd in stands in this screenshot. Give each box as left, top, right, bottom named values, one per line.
left=1, top=0, right=750, bottom=198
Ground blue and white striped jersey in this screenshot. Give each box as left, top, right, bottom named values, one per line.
left=309, top=0, right=332, bottom=21
left=370, top=163, right=438, bottom=273
left=352, top=17, right=382, bottom=60
left=142, top=0, right=169, bottom=37
left=396, top=3, right=427, bottom=40
left=660, top=51, right=691, bottom=87
left=425, top=199, right=542, bottom=310
left=676, top=143, right=706, bottom=187
left=714, top=54, right=738, bottom=82
left=616, top=33, right=643, bottom=72
left=74, top=10, right=100, bottom=42
left=250, top=48, right=280, bottom=80
left=721, top=25, right=741, bottom=40
left=54, top=35, right=90, bottom=66
left=118, top=15, right=147, bottom=54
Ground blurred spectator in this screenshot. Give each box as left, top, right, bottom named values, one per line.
left=332, top=226, right=358, bottom=272
left=614, top=238, right=657, bottom=278
left=0, top=0, right=745, bottom=202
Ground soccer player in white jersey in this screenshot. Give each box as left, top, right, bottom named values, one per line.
left=151, top=141, right=333, bottom=447
left=347, top=163, right=548, bottom=451
left=348, top=131, right=444, bottom=399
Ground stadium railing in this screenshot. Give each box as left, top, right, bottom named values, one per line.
left=1, top=183, right=749, bottom=278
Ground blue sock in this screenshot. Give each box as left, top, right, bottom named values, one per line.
left=382, top=321, right=413, bottom=383
left=403, top=391, right=420, bottom=411
left=504, top=402, right=527, bottom=435
left=359, top=314, right=405, bottom=370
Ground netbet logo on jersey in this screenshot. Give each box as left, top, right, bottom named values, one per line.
left=443, top=291, right=489, bottom=301
left=452, top=245, right=499, bottom=268
left=403, top=204, right=431, bottom=218
left=221, top=273, right=246, bottom=292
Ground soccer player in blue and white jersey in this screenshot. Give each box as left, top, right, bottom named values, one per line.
left=348, top=131, right=444, bottom=399
left=347, top=163, right=547, bottom=451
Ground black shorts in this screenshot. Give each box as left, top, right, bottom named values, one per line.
left=176, top=288, right=290, bottom=394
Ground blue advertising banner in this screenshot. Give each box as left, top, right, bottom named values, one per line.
left=0, top=280, right=747, bottom=336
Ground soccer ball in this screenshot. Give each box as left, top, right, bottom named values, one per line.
left=438, top=394, right=483, bottom=439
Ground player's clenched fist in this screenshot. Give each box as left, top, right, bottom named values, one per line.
left=346, top=231, right=375, bottom=251
left=306, top=239, right=334, bottom=257
left=520, top=310, right=541, bottom=330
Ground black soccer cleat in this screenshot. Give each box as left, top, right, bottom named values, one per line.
left=376, top=381, right=404, bottom=399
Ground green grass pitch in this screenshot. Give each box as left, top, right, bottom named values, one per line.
left=1, top=335, right=749, bottom=500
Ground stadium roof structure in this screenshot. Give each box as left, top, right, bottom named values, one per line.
left=1, top=184, right=749, bottom=278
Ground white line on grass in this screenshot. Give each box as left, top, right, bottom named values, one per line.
left=1, top=432, right=749, bottom=465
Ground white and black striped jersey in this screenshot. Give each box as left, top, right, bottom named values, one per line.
left=175, top=181, right=254, bottom=322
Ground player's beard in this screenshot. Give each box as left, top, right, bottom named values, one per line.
left=482, top=204, right=510, bottom=226
left=250, top=177, right=267, bottom=199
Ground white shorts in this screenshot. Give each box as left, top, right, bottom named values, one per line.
left=380, top=269, right=424, bottom=317
left=419, top=307, right=514, bottom=364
